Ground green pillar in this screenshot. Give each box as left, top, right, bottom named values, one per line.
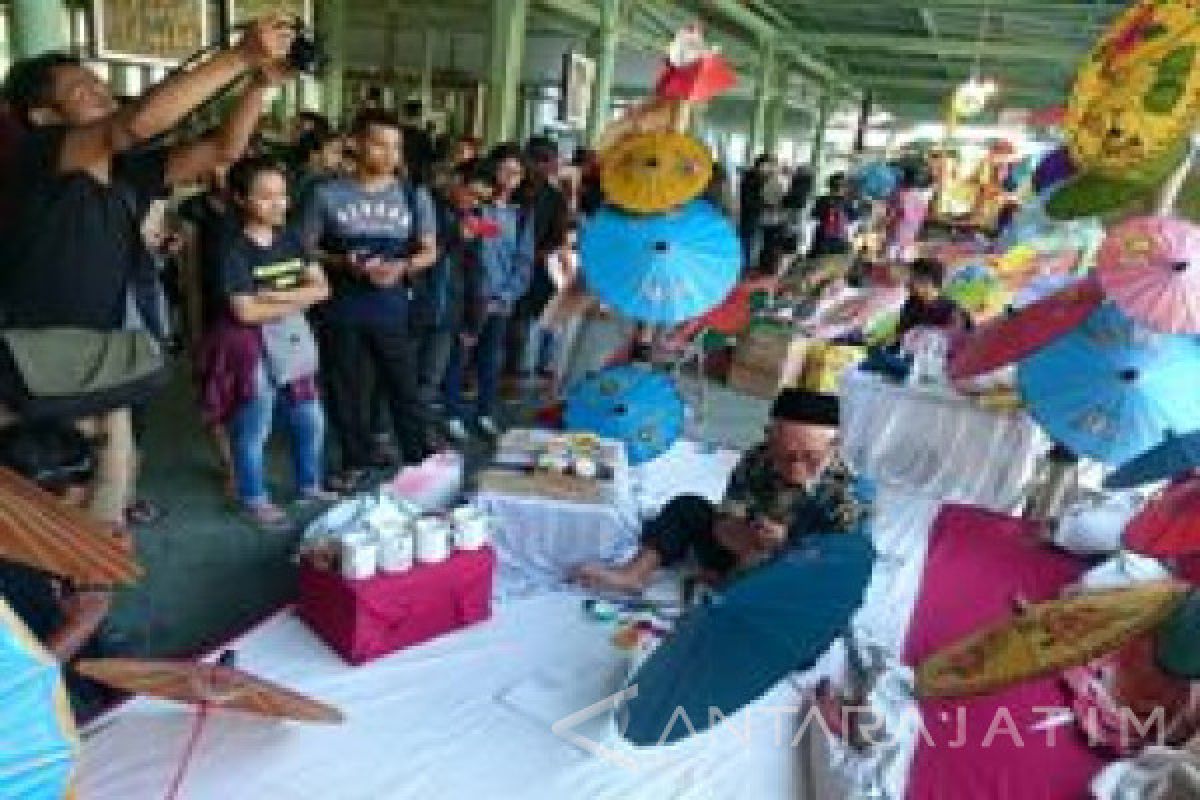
left=317, top=0, right=346, bottom=124
left=749, top=38, right=777, bottom=157
left=421, top=29, right=436, bottom=112
left=810, top=88, right=834, bottom=183
left=10, top=0, right=69, bottom=60
left=764, top=84, right=786, bottom=155
left=110, top=63, right=140, bottom=100
left=585, top=0, right=620, bottom=145
left=486, top=0, right=528, bottom=145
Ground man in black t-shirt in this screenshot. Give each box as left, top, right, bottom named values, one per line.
left=0, top=16, right=296, bottom=528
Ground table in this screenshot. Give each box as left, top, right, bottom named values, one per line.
left=840, top=369, right=1047, bottom=512
left=476, top=430, right=637, bottom=596
left=79, top=476, right=941, bottom=800
left=478, top=435, right=741, bottom=597
left=79, top=593, right=802, bottom=800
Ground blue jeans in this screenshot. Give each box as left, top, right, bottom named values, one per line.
left=445, top=312, right=508, bottom=420
left=228, top=366, right=325, bottom=506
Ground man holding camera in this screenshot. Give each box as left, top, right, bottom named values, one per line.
left=0, top=15, right=298, bottom=529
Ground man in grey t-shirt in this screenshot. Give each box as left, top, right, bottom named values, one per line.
left=302, top=109, right=438, bottom=489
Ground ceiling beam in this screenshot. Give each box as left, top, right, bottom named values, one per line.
left=794, top=32, right=1079, bottom=62
left=780, top=0, right=1122, bottom=10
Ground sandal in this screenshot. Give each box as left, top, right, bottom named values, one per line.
left=327, top=469, right=369, bottom=495
left=242, top=502, right=289, bottom=530
left=125, top=499, right=165, bottom=526
left=295, top=488, right=340, bottom=508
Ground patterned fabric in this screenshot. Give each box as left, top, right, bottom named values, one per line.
left=719, top=444, right=869, bottom=535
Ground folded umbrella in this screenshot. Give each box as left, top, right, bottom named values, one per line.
left=1106, top=429, right=1200, bottom=488
left=564, top=365, right=684, bottom=466
left=620, top=533, right=874, bottom=745
left=580, top=200, right=740, bottom=325
left=947, top=277, right=1103, bottom=380
left=1016, top=303, right=1200, bottom=464
left=1097, top=216, right=1200, bottom=334
left=1123, top=475, right=1200, bottom=557
left=600, top=131, right=713, bottom=214
left=0, top=597, right=77, bottom=800
left=0, top=467, right=141, bottom=587
left=917, top=581, right=1186, bottom=698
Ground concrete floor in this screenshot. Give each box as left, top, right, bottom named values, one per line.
left=106, top=364, right=769, bottom=662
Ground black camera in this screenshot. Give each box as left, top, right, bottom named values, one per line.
left=286, top=23, right=326, bottom=76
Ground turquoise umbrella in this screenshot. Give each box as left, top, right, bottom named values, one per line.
left=620, top=532, right=875, bottom=746
left=1017, top=303, right=1200, bottom=465
left=0, top=597, right=77, bottom=799
left=1157, top=590, right=1200, bottom=679
left=580, top=200, right=740, bottom=325
left=855, top=162, right=898, bottom=201
left=1106, top=429, right=1200, bottom=488
left=565, top=365, right=684, bottom=466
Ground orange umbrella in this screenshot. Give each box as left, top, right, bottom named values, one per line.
left=74, top=655, right=343, bottom=723
left=0, top=467, right=141, bottom=587
left=655, top=55, right=737, bottom=103
left=76, top=653, right=342, bottom=800
left=916, top=581, right=1186, bottom=698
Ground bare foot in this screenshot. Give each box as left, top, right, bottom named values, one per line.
left=572, top=563, right=649, bottom=594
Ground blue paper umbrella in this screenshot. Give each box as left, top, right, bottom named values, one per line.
left=580, top=200, right=740, bottom=325
left=855, top=162, right=899, bottom=201
left=1106, top=430, right=1200, bottom=489
left=620, top=533, right=875, bottom=746
left=1017, top=304, right=1200, bottom=465
left=0, top=597, right=77, bottom=799
left=565, top=365, right=684, bottom=466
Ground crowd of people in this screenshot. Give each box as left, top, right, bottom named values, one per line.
left=0, top=14, right=973, bottom=709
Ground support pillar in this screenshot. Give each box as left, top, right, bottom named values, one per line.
left=764, top=89, right=785, bottom=156
left=585, top=0, right=620, bottom=145
left=317, top=0, right=346, bottom=124
left=9, top=0, right=69, bottom=61
left=809, top=88, right=834, bottom=183
left=485, top=0, right=528, bottom=145
left=420, top=28, right=436, bottom=112
left=748, top=38, right=777, bottom=157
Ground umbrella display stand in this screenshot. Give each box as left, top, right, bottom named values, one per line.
left=1022, top=445, right=1081, bottom=523
left=1157, top=133, right=1200, bottom=217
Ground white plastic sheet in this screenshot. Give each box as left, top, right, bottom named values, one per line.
left=840, top=369, right=1046, bottom=511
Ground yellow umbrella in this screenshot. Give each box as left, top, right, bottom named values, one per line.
left=917, top=581, right=1186, bottom=698
left=600, top=131, right=713, bottom=214
left=1065, top=0, right=1200, bottom=180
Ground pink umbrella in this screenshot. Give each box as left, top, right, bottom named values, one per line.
left=1097, top=216, right=1200, bottom=334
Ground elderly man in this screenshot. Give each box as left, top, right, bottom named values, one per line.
left=574, top=388, right=869, bottom=593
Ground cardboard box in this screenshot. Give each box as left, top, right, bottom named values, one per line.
left=298, top=547, right=494, bottom=666
left=730, top=325, right=809, bottom=398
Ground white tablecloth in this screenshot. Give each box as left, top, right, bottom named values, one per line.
left=80, top=484, right=939, bottom=800
left=840, top=370, right=1047, bottom=512
left=480, top=440, right=741, bottom=596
